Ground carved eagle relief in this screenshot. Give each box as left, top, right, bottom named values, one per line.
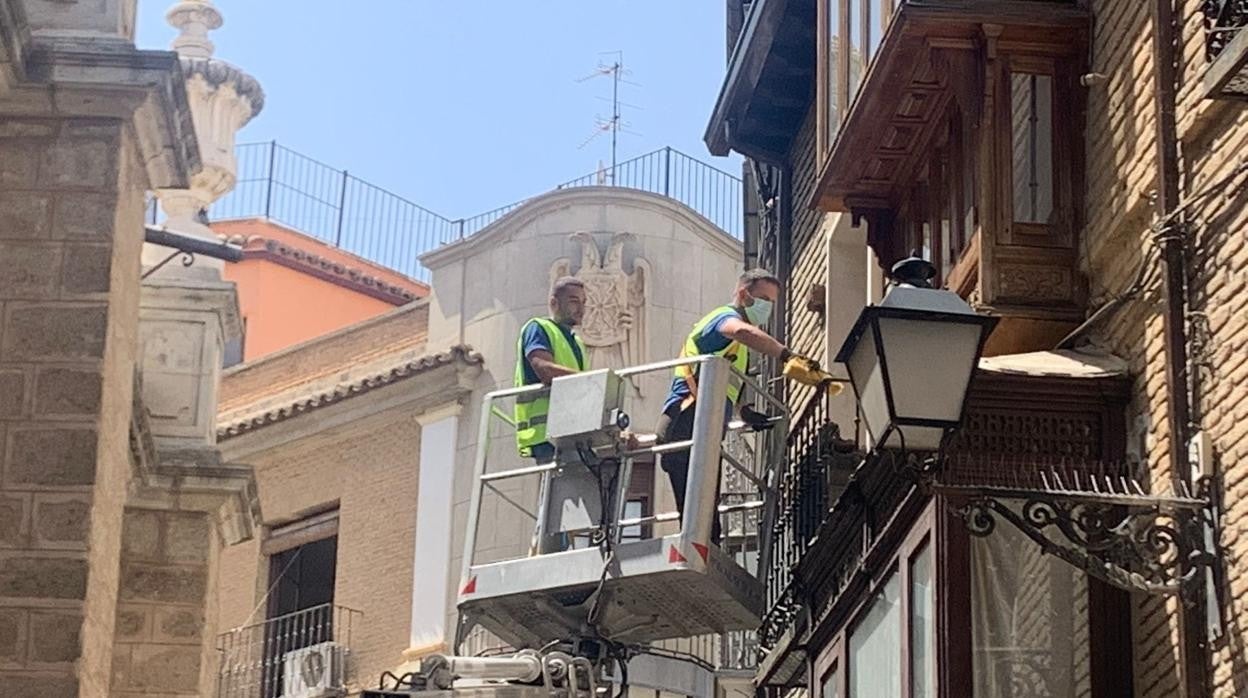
left=550, top=232, right=649, bottom=394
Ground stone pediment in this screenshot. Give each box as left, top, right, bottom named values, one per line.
left=419, top=186, right=741, bottom=271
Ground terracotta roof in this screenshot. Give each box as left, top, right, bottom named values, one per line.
left=217, top=345, right=482, bottom=440
left=232, top=237, right=422, bottom=304
left=211, top=218, right=429, bottom=303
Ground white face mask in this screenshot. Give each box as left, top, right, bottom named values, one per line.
left=744, top=296, right=773, bottom=326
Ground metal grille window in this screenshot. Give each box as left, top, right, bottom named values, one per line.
left=970, top=510, right=1091, bottom=698
left=1203, top=0, right=1248, bottom=98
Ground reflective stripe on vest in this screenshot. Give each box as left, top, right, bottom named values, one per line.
left=514, top=318, right=588, bottom=457
left=675, top=306, right=749, bottom=406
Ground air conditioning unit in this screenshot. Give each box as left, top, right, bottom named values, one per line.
left=282, top=641, right=348, bottom=698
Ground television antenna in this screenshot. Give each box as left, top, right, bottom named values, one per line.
left=577, top=51, right=642, bottom=184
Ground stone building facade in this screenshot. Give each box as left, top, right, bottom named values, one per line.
left=0, top=1, right=260, bottom=696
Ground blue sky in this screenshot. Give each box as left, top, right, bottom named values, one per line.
left=135, top=1, right=742, bottom=220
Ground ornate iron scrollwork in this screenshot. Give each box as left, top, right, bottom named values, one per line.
left=142, top=249, right=196, bottom=279
left=956, top=481, right=1218, bottom=599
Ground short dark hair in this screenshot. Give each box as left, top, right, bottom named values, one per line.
left=551, top=276, right=585, bottom=300
left=738, top=268, right=780, bottom=291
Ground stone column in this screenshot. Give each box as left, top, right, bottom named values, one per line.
left=110, top=509, right=216, bottom=696
left=116, top=2, right=259, bottom=689
left=0, top=4, right=200, bottom=696
left=403, top=405, right=462, bottom=664
left=110, top=279, right=247, bottom=697
left=111, top=3, right=260, bottom=694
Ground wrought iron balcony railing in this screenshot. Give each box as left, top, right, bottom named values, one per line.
left=655, top=629, right=761, bottom=674
left=216, top=603, right=362, bottom=698
left=1205, top=0, right=1248, bottom=60
left=758, top=392, right=856, bottom=652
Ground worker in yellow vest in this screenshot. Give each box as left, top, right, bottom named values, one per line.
left=514, top=276, right=590, bottom=464
left=658, top=268, right=809, bottom=545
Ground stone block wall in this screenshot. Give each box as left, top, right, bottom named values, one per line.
left=0, top=117, right=146, bottom=697
left=110, top=509, right=214, bottom=697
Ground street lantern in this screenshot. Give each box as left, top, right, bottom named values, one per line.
left=835, top=256, right=998, bottom=453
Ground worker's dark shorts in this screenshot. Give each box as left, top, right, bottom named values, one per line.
left=529, top=442, right=555, bottom=464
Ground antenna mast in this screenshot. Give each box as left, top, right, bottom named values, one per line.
left=577, top=52, right=641, bottom=184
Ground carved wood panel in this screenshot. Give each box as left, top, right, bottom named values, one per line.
left=948, top=408, right=1103, bottom=459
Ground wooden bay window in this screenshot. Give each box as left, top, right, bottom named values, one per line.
left=998, top=55, right=1077, bottom=250
left=809, top=3, right=1091, bottom=351
left=808, top=495, right=1129, bottom=698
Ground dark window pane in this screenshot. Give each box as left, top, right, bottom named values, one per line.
left=1011, top=73, right=1054, bottom=224
left=849, top=573, right=901, bottom=697
left=826, top=0, right=841, bottom=144
left=622, top=499, right=644, bottom=540
left=849, top=1, right=865, bottom=97
left=910, top=543, right=934, bottom=698
left=963, top=121, right=977, bottom=239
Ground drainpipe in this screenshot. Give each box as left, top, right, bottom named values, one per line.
left=1149, top=1, right=1210, bottom=695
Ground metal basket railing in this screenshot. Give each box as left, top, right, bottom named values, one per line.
left=216, top=603, right=362, bottom=698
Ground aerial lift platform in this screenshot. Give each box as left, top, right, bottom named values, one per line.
left=367, top=355, right=809, bottom=698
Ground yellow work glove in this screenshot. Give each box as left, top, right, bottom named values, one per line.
left=782, top=355, right=845, bottom=396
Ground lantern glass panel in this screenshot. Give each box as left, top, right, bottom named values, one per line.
left=876, top=316, right=983, bottom=424
left=846, top=324, right=890, bottom=447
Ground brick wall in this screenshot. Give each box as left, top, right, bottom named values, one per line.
left=1082, top=1, right=1248, bottom=695
left=219, top=301, right=429, bottom=412
left=216, top=407, right=423, bottom=692
left=1175, top=3, right=1248, bottom=696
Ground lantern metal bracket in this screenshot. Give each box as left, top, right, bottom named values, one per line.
left=885, top=449, right=942, bottom=483
left=940, top=472, right=1220, bottom=601
left=142, top=249, right=196, bottom=279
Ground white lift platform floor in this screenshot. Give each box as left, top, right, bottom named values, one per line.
left=459, top=534, right=764, bottom=648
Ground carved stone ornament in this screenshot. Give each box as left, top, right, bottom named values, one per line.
left=551, top=232, right=649, bottom=393
left=156, top=0, right=265, bottom=238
